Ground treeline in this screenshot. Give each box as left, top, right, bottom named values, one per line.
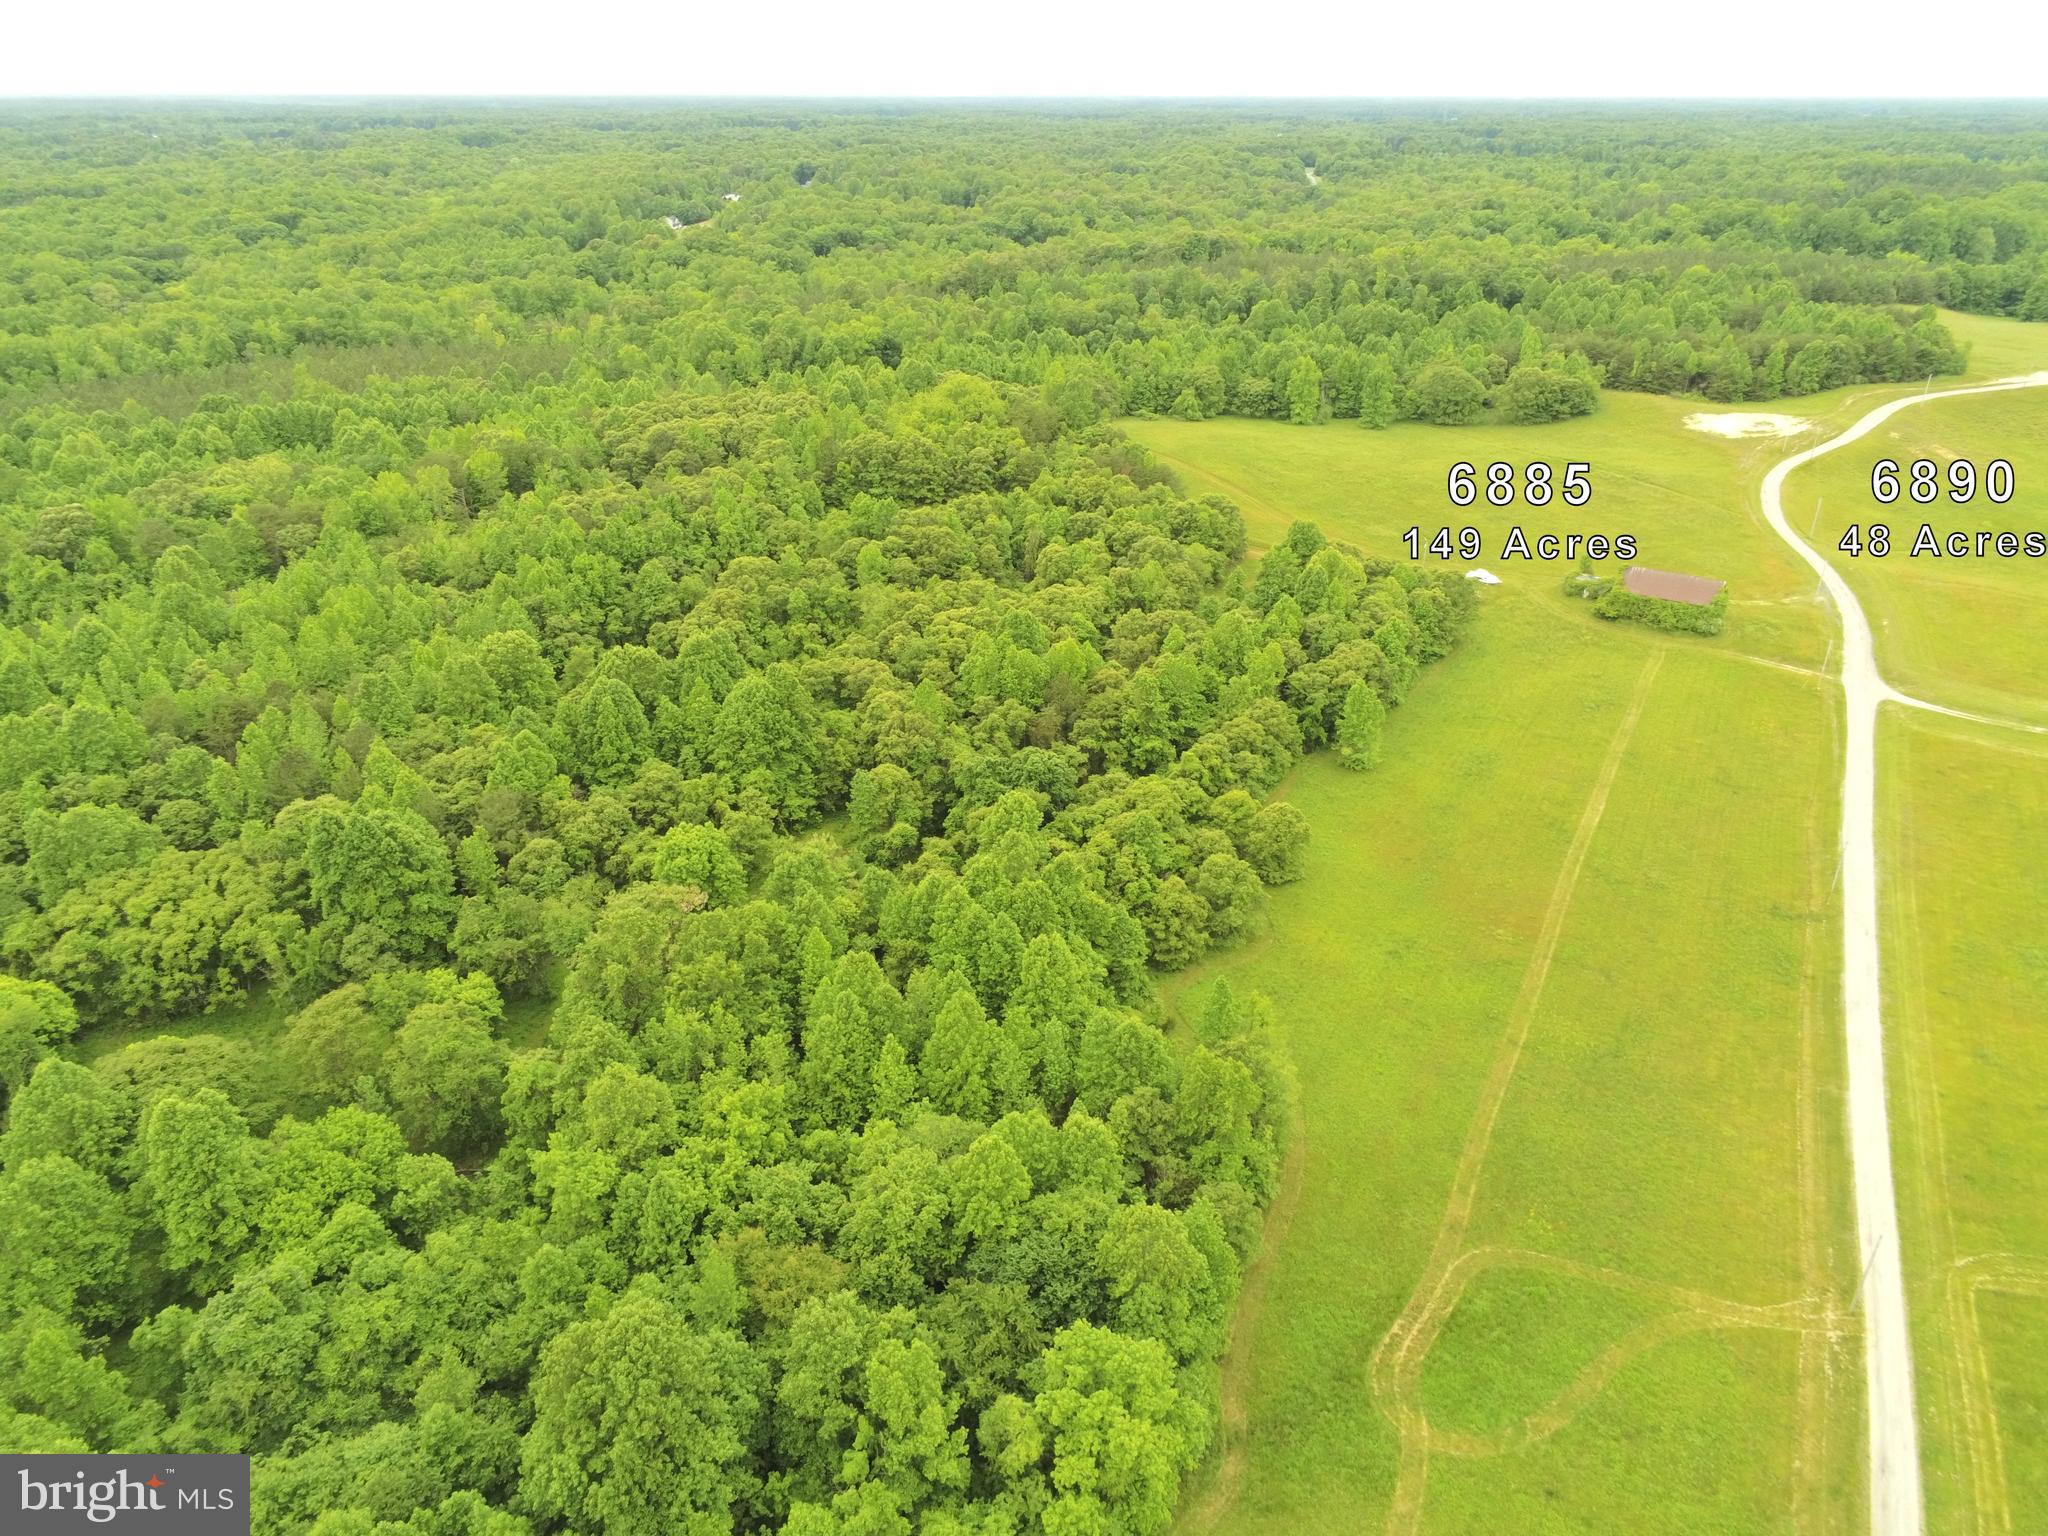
left=0, top=366, right=1469, bottom=1018
left=0, top=338, right=1473, bottom=1536
left=4, top=98, right=2037, bottom=1535
left=5, top=103, right=2042, bottom=425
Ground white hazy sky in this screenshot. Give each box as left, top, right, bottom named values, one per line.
left=4, top=0, right=2047, bottom=99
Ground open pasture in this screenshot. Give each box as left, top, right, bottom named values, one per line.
left=1880, top=713, right=2048, bottom=1536
left=1131, top=422, right=1863, bottom=1531
left=1785, top=388, right=2048, bottom=727
left=1132, top=396, right=1833, bottom=674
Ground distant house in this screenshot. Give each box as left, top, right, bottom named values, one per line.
left=1623, top=566, right=1725, bottom=606
left=1465, top=568, right=1501, bottom=585
left=722, top=192, right=742, bottom=202
left=664, top=215, right=685, bottom=230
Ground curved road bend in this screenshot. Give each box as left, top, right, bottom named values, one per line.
left=1757, top=373, right=2048, bottom=1536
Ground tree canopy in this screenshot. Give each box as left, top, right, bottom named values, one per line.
left=3, top=98, right=2040, bottom=1536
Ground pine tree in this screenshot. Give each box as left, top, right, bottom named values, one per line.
left=1336, top=681, right=1387, bottom=770
left=1284, top=357, right=1323, bottom=425
left=1761, top=341, right=1789, bottom=399
left=1358, top=357, right=1397, bottom=429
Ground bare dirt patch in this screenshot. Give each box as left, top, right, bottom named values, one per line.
left=1685, top=411, right=1811, bottom=439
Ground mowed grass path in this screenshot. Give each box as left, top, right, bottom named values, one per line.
left=1132, top=403, right=1864, bottom=1534
left=1785, top=388, right=2048, bottom=726
left=1881, top=714, right=2048, bottom=1536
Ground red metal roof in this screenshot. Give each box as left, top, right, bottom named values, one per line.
left=1623, top=566, right=1726, bottom=605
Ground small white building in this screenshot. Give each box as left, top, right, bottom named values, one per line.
left=664, top=215, right=685, bottom=230
left=1465, top=568, right=1502, bottom=585
left=722, top=192, right=742, bottom=203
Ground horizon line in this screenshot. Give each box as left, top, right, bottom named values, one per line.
left=5, top=93, right=2048, bottom=105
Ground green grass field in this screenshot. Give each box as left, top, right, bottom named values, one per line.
left=1942, top=311, right=2048, bottom=384
left=1134, top=391, right=1835, bottom=675
left=1785, top=387, right=2048, bottom=726
left=1881, top=713, right=2048, bottom=1536
left=1135, top=399, right=1866, bottom=1533
left=1134, top=318, right=2048, bottom=1535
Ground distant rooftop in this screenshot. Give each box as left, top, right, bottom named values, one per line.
left=1623, top=566, right=1725, bottom=606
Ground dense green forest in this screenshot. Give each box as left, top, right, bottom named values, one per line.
left=2, top=101, right=2044, bottom=1536
left=11, top=102, right=2048, bottom=426
left=0, top=367, right=1448, bottom=1532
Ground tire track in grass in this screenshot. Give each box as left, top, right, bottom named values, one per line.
left=1947, top=1254, right=2048, bottom=1536
left=1882, top=723, right=1978, bottom=1534
left=1180, top=1101, right=1308, bottom=1534
left=1414, top=1246, right=1841, bottom=1461
left=1158, top=906, right=1305, bottom=1536
left=1890, top=724, right=2035, bottom=1536
left=1884, top=715, right=2028, bottom=1536
left=1369, top=649, right=1663, bottom=1536
left=1760, top=373, right=2048, bottom=1536
left=1787, top=649, right=1848, bottom=1536
left=1147, top=449, right=1296, bottom=537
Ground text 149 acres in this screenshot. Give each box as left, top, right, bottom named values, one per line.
left=1404, top=526, right=1638, bottom=561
